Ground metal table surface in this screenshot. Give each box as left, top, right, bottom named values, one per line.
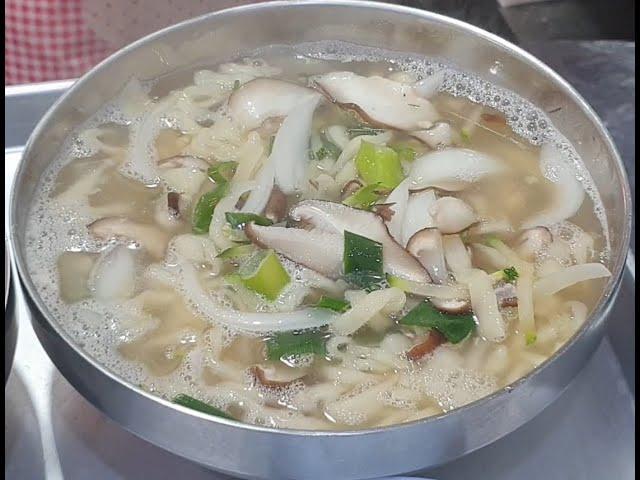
left=5, top=41, right=635, bottom=480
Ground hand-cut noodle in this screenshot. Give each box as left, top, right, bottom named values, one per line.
left=533, top=263, right=611, bottom=297
left=330, top=288, right=406, bottom=335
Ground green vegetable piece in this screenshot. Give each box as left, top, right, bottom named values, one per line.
left=525, top=332, right=537, bottom=346
left=343, top=231, right=385, bottom=291
left=399, top=300, right=476, bottom=344
left=267, top=135, right=275, bottom=155
left=354, top=141, right=404, bottom=189
left=225, top=212, right=274, bottom=229
left=502, top=266, right=519, bottom=283
left=347, top=126, right=386, bottom=138
left=392, top=145, right=417, bottom=163
left=239, top=250, right=290, bottom=300
left=316, top=296, right=351, bottom=313
left=490, top=265, right=519, bottom=283
left=266, top=330, right=327, bottom=361
left=460, top=128, right=472, bottom=144
left=386, top=274, right=409, bottom=290
left=173, top=394, right=235, bottom=420
left=319, top=135, right=342, bottom=158
left=216, top=243, right=255, bottom=259
left=192, top=184, right=229, bottom=234
left=233, top=79, right=240, bottom=91
left=208, top=161, right=237, bottom=184
left=342, top=183, right=387, bottom=210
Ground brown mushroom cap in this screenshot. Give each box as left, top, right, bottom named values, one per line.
left=263, top=186, right=287, bottom=223
left=249, top=365, right=307, bottom=389
left=406, top=330, right=446, bottom=361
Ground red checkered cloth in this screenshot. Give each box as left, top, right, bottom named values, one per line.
left=5, top=0, right=112, bottom=85
left=5, top=1, right=269, bottom=86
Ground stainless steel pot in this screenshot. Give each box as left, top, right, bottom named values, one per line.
left=5, top=242, right=17, bottom=384
left=8, top=2, right=632, bottom=479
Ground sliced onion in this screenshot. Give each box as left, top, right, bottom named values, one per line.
left=458, top=269, right=506, bottom=342
left=385, top=179, right=410, bottom=244
left=241, top=162, right=275, bottom=214
left=443, top=235, right=472, bottom=273
left=413, top=71, right=446, bottom=99
left=326, top=125, right=350, bottom=150
left=411, top=122, right=453, bottom=149
left=533, top=263, right=611, bottom=297
left=408, top=148, right=505, bottom=191
left=271, top=94, right=322, bottom=194
left=429, top=197, right=478, bottom=234
left=330, top=288, right=406, bottom=336
left=90, top=246, right=136, bottom=301
left=178, top=261, right=336, bottom=333
left=402, top=189, right=436, bottom=247
left=522, top=143, right=585, bottom=228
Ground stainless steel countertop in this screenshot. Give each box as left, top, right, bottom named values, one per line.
left=5, top=40, right=635, bottom=479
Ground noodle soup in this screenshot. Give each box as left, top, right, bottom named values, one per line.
left=25, top=43, right=612, bottom=430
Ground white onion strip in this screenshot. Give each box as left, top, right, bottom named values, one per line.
left=533, top=263, right=611, bottom=297
left=178, top=261, right=336, bottom=333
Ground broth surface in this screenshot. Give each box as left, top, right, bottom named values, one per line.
left=25, top=43, right=611, bottom=430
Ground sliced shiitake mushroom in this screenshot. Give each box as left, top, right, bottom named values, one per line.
left=340, top=179, right=364, bottom=200
left=406, top=331, right=446, bottom=361
left=263, top=186, right=287, bottom=223
left=249, top=364, right=307, bottom=389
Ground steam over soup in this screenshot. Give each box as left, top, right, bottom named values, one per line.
left=26, top=43, right=612, bottom=430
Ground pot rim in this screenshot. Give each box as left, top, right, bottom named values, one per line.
left=8, top=0, right=632, bottom=438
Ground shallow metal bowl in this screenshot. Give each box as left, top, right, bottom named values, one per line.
left=8, top=1, right=632, bottom=478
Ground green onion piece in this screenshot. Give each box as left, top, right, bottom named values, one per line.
left=354, top=141, right=404, bottom=189
left=173, top=394, right=235, bottom=420
left=316, top=296, right=351, bottom=313
left=225, top=212, right=274, bottom=229
left=239, top=250, right=290, bottom=300
left=490, top=266, right=519, bottom=283
left=192, top=184, right=229, bottom=234
left=233, top=79, right=240, bottom=91
left=525, top=332, right=537, bottom=346
left=392, top=145, right=417, bottom=163
left=347, top=126, right=386, bottom=138
left=267, top=135, right=275, bottom=155
left=342, top=183, right=387, bottom=210
left=399, top=300, right=476, bottom=344
left=266, top=330, right=327, bottom=361
left=207, top=161, right=237, bottom=184
left=460, top=128, right=472, bottom=144
left=343, top=230, right=385, bottom=291
left=503, top=266, right=519, bottom=283
left=216, top=243, right=255, bottom=259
